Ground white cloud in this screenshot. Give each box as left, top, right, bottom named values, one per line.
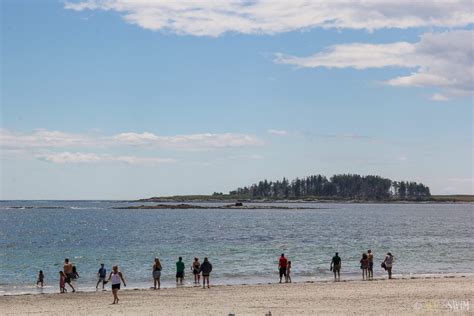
left=275, top=30, right=474, bottom=99
left=112, top=132, right=263, bottom=148
left=430, top=93, right=450, bottom=102
left=0, top=129, right=263, bottom=150
left=0, top=128, right=96, bottom=149
left=64, top=0, right=473, bottom=37
left=267, top=129, right=288, bottom=136
left=276, top=42, right=416, bottom=69
left=37, top=152, right=177, bottom=165
left=112, top=155, right=177, bottom=165
left=38, top=152, right=101, bottom=164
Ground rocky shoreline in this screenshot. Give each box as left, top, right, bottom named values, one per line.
left=114, top=203, right=322, bottom=210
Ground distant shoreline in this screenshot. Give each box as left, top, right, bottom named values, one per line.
left=134, top=194, right=474, bottom=204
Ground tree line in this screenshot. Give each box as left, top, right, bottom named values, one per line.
left=224, top=174, right=431, bottom=201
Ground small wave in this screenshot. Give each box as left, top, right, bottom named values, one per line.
left=70, top=207, right=104, bottom=210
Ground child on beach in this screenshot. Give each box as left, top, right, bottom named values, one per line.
left=37, top=270, right=44, bottom=288
left=286, top=261, right=292, bottom=283
left=59, top=271, right=67, bottom=293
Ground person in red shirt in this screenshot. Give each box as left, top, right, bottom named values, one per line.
left=278, top=253, right=288, bottom=283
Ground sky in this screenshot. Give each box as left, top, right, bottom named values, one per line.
left=1, top=0, right=473, bottom=199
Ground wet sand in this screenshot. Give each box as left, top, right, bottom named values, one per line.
left=1, top=276, right=472, bottom=315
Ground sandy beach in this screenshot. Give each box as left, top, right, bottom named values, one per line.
left=1, top=276, right=472, bottom=315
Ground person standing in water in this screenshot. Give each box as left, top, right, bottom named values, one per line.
left=360, top=253, right=369, bottom=280
left=286, top=261, right=292, bottom=283
left=330, top=252, right=341, bottom=281
left=152, top=258, right=162, bottom=290
left=71, top=265, right=80, bottom=280
left=384, top=252, right=394, bottom=279
left=176, top=257, right=185, bottom=285
left=278, top=254, right=288, bottom=283
left=59, top=271, right=67, bottom=293
left=199, top=257, right=212, bottom=289
left=191, top=257, right=201, bottom=285
left=63, top=258, right=75, bottom=292
left=37, top=270, right=44, bottom=288
left=367, top=250, right=374, bottom=280
left=96, top=263, right=107, bottom=290
left=107, top=265, right=126, bottom=304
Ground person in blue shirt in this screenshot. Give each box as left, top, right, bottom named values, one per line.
left=96, top=263, right=108, bottom=289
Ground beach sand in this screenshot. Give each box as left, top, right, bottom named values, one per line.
left=1, top=276, right=472, bottom=315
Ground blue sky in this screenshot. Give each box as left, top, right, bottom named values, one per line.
left=1, top=0, right=473, bottom=199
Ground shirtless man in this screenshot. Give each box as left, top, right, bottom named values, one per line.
left=367, top=249, right=374, bottom=279
left=63, top=258, right=76, bottom=292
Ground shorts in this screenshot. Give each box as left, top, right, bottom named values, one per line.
left=176, top=271, right=184, bottom=279
left=368, top=262, right=374, bottom=271
left=361, top=265, right=368, bottom=270
left=153, top=270, right=161, bottom=279
left=98, top=277, right=106, bottom=282
left=112, top=283, right=120, bottom=290
left=279, top=267, right=287, bottom=277
left=65, top=273, right=73, bottom=284
left=193, top=269, right=200, bottom=275
left=333, top=264, right=341, bottom=272
left=202, top=273, right=210, bottom=277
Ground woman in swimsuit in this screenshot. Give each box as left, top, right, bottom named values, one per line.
left=152, top=258, right=162, bottom=290
left=360, top=253, right=369, bottom=280
left=107, top=265, right=126, bottom=304
left=192, top=257, right=201, bottom=285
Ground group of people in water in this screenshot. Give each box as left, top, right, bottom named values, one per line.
left=152, top=256, right=213, bottom=290
left=330, top=251, right=394, bottom=281
left=50, top=257, right=213, bottom=303
left=36, top=251, right=394, bottom=304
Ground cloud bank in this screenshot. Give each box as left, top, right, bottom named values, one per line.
left=1, top=129, right=263, bottom=165
left=0, top=129, right=263, bottom=150
left=64, top=0, right=473, bottom=36
left=37, top=152, right=177, bottom=165
left=275, top=30, right=474, bottom=99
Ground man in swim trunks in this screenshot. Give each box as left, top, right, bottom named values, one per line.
left=367, top=249, right=374, bottom=280
left=63, top=258, right=76, bottom=292
left=278, top=253, right=288, bottom=283
left=176, top=257, right=185, bottom=285
left=330, top=252, right=341, bottom=281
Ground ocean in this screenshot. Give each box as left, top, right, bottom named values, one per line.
left=0, top=201, right=472, bottom=295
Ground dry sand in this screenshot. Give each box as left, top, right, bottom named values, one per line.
left=1, top=276, right=472, bottom=315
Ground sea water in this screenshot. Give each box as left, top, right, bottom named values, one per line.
left=0, top=201, right=472, bottom=295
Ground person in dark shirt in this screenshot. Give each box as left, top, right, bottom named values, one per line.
left=37, top=270, right=44, bottom=288
left=330, top=252, right=342, bottom=281
left=96, top=263, right=108, bottom=289
left=360, top=253, right=369, bottom=280
left=176, top=257, right=185, bottom=285
left=199, top=257, right=213, bottom=289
